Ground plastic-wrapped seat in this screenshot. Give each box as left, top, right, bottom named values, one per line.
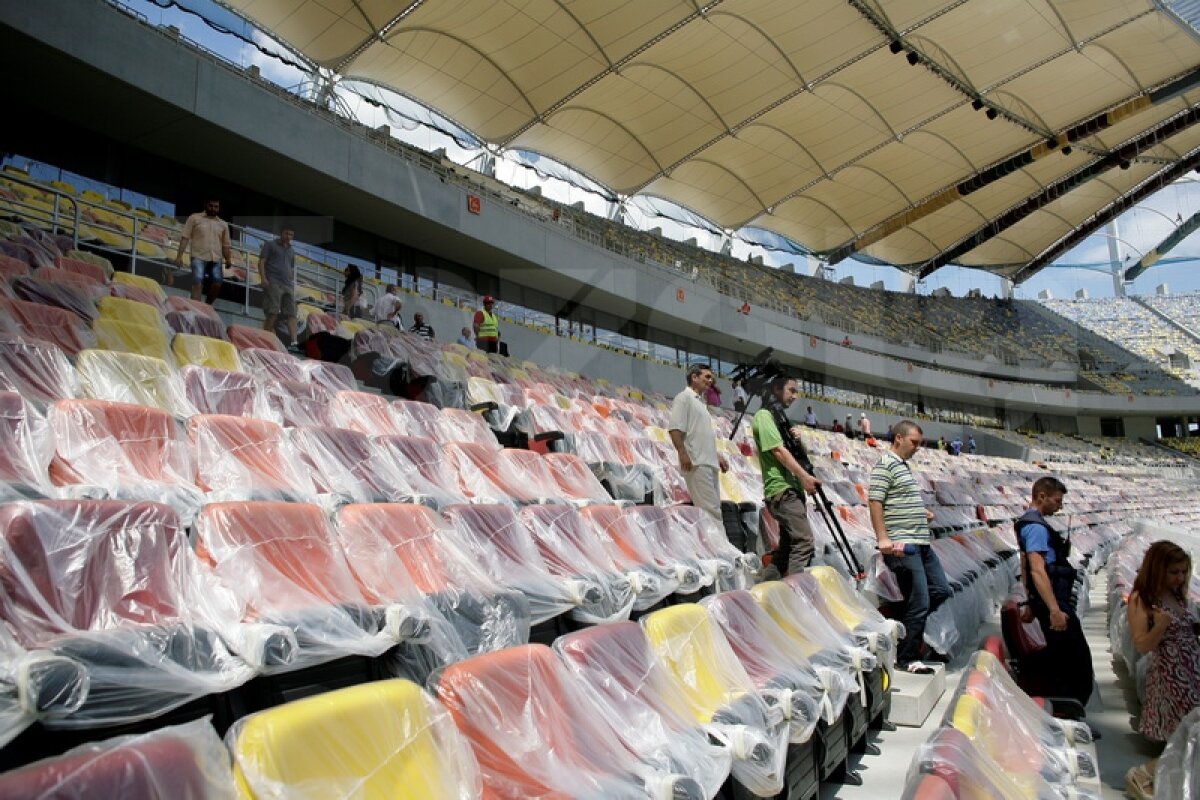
left=543, top=451, right=615, bottom=504
left=501, top=448, right=599, bottom=506
left=374, top=434, right=470, bottom=509
left=47, top=399, right=202, bottom=520
left=240, top=347, right=306, bottom=383
left=519, top=504, right=636, bottom=624
left=170, top=334, right=241, bottom=372
left=336, top=503, right=530, bottom=655
left=165, top=296, right=224, bottom=339
left=443, top=503, right=604, bottom=627
left=640, top=603, right=789, bottom=797
left=262, top=379, right=334, bottom=428
left=74, top=350, right=195, bottom=418
left=227, top=324, right=285, bottom=353
left=570, top=430, right=653, bottom=503
left=626, top=505, right=716, bottom=596
left=0, top=621, right=89, bottom=752
left=96, top=296, right=164, bottom=331
left=555, top=621, right=734, bottom=798
left=440, top=408, right=500, bottom=449
left=1156, top=706, right=1200, bottom=800
left=390, top=398, right=447, bottom=440
left=187, top=415, right=317, bottom=503
left=110, top=272, right=166, bottom=307
left=56, top=256, right=108, bottom=285
left=578, top=504, right=684, bottom=609
left=466, top=375, right=519, bottom=432
left=291, top=425, right=413, bottom=504
left=92, top=318, right=171, bottom=364
left=329, top=390, right=405, bottom=436
left=0, top=718, right=235, bottom=799
left=434, top=643, right=696, bottom=800
left=180, top=366, right=260, bottom=417
left=192, top=502, right=441, bottom=677
left=13, top=275, right=99, bottom=323
left=0, top=297, right=95, bottom=355
left=0, top=391, right=53, bottom=500
left=0, top=500, right=257, bottom=729
left=229, top=679, right=481, bottom=800
left=0, top=336, right=77, bottom=405
left=304, top=361, right=357, bottom=393
left=805, top=565, right=904, bottom=673
left=445, top=441, right=556, bottom=505
left=668, top=504, right=760, bottom=590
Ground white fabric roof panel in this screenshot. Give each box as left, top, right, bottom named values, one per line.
left=221, top=0, right=1200, bottom=279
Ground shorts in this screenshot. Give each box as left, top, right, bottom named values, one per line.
left=262, top=281, right=295, bottom=316
left=191, top=258, right=223, bottom=287
left=477, top=338, right=499, bottom=354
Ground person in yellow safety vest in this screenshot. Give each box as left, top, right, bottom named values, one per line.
left=473, top=295, right=500, bottom=353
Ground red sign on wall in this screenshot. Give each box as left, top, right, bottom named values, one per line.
left=467, top=194, right=481, bottom=214
left=676, top=288, right=685, bottom=302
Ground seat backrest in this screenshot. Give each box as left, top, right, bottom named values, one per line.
left=305, top=361, right=357, bottom=393
left=0, top=391, right=50, bottom=488
left=187, top=414, right=314, bottom=500
left=499, top=449, right=564, bottom=501
left=240, top=347, right=306, bottom=383
left=578, top=504, right=657, bottom=566
left=110, top=282, right=167, bottom=312
left=374, top=434, right=467, bottom=504
left=193, top=501, right=368, bottom=610
left=749, top=581, right=823, bottom=659
left=439, top=408, right=499, bottom=449
left=0, top=335, right=76, bottom=404
left=905, top=774, right=956, bottom=800
left=110, top=271, right=166, bottom=303
left=75, top=349, right=194, bottom=417
left=33, top=265, right=105, bottom=293
left=262, top=379, right=334, bottom=428
left=48, top=399, right=187, bottom=488
left=13, top=276, right=99, bottom=323
left=92, top=318, right=171, bottom=363
left=520, top=504, right=615, bottom=576
left=435, top=644, right=636, bottom=799
left=0, top=296, right=94, bottom=354
left=228, top=324, right=285, bottom=353
left=97, top=295, right=164, bottom=330
left=55, top=256, right=108, bottom=284
left=0, top=500, right=185, bottom=644
left=0, top=718, right=233, bottom=800
left=291, top=425, right=406, bottom=502
left=181, top=365, right=258, bottom=417
left=0, top=253, right=30, bottom=282
left=542, top=452, right=612, bottom=503
left=336, top=503, right=454, bottom=594
left=640, top=603, right=747, bottom=724
left=444, top=441, right=525, bottom=502
left=330, top=390, right=404, bottom=435
left=390, top=399, right=445, bottom=439
left=171, top=333, right=241, bottom=372
left=232, top=678, right=479, bottom=799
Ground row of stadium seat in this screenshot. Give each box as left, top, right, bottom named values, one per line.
left=0, top=535, right=891, bottom=799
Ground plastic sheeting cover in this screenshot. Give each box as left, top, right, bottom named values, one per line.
left=292, top=425, right=414, bottom=505
left=229, top=679, right=481, bottom=800
left=0, top=717, right=236, bottom=799
left=0, top=335, right=77, bottom=405
left=0, top=500, right=256, bottom=726
left=542, top=451, right=615, bottom=505
left=180, top=365, right=263, bottom=418
left=0, top=391, right=53, bottom=498
left=0, top=296, right=95, bottom=355
left=75, top=349, right=196, bottom=418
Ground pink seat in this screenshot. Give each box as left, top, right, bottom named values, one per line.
left=262, top=379, right=334, bottom=428
left=240, top=347, right=306, bottom=383
left=0, top=391, right=51, bottom=493
left=0, top=336, right=75, bottom=405
left=181, top=365, right=259, bottom=417
left=0, top=296, right=95, bottom=354
left=292, top=425, right=410, bottom=503
left=228, top=324, right=285, bottom=353
left=374, top=434, right=469, bottom=508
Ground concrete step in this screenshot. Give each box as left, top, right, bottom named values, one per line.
left=887, top=665, right=947, bottom=728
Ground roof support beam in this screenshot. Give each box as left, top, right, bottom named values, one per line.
left=913, top=106, right=1200, bottom=278
left=826, top=66, right=1200, bottom=265
left=1014, top=149, right=1200, bottom=284
left=1123, top=210, right=1200, bottom=282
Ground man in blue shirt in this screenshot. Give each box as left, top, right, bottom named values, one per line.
left=1015, top=476, right=1093, bottom=706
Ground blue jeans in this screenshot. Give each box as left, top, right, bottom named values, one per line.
left=884, top=545, right=951, bottom=664
left=191, top=258, right=223, bottom=287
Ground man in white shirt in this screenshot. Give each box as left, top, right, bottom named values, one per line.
left=804, top=406, right=818, bottom=427
left=669, top=364, right=729, bottom=522
left=373, top=285, right=403, bottom=327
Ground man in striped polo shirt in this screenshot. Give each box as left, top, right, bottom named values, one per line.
left=869, top=419, right=949, bottom=674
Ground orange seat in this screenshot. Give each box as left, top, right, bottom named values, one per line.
left=542, top=451, right=612, bottom=504
left=330, top=390, right=404, bottom=435
left=391, top=398, right=446, bottom=439
left=434, top=644, right=655, bottom=800
left=187, top=414, right=315, bottom=501
left=227, top=324, right=285, bottom=353
left=55, top=256, right=108, bottom=285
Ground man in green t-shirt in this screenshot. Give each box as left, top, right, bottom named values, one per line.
left=752, top=376, right=821, bottom=577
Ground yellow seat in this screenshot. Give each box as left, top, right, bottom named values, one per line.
left=295, top=303, right=322, bottom=322
left=97, top=295, right=164, bottom=330
left=172, top=333, right=241, bottom=372
left=111, top=271, right=166, bottom=302
left=230, top=678, right=480, bottom=800
left=750, top=582, right=825, bottom=660
left=93, top=318, right=171, bottom=363
left=808, top=565, right=871, bottom=630
left=75, top=349, right=193, bottom=416
left=640, top=604, right=747, bottom=725
left=335, top=319, right=365, bottom=338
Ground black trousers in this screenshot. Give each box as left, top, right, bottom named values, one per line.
left=1022, top=605, right=1094, bottom=707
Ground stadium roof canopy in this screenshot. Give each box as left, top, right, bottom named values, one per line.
left=221, top=0, right=1200, bottom=282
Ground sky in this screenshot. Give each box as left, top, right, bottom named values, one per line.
left=106, top=0, right=1200, bottom=303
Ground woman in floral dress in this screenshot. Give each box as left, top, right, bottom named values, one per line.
left=1125, top=540, right=1200, bottom=799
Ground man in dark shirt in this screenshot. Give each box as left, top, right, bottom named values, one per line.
left=257, top=229, right=297, bottom=349
left=409, top=312, right=435, bottom=340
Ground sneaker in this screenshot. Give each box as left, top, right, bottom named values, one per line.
left=901, top=661, right=936, bottom=675
left=287, top=342, right=302, bottom=355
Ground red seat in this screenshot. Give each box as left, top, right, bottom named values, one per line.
left=904, top=773, right=956, bottom=800
left=291, top=425, right=409, bottom=503
left=238, top=347, right=305, bottom=383
left=0, top=500, right=253, bottom=725
left=578, top=504, right=680, bottom=601
left=0, top=719, right=234, bottom=799
left=0, top=253, right=30, bottom=284
left=109, top=282, right=167, bottom=311
left=0, top=391, right=51, bottom=494
left=165, top=309, right=226, bottom=339
left=374, top=434, right=469, bottom=507
left=55, top=256, right=108, bottom=284
left=31, top=265, right=106, bottom=293
left=434, top=644, right=661, bottom=800
left=180, top=365, right=259, bottom=417
left=0, top=336, right=75, bottom=405
left=445, top=441, right=546, bottom=504
left=12, top=275, right=100, bottom=324
left=47, top=399, right=194, bottom=502
left=262, top=379, right=334, bottom=428
left=227, top=324, right=285, bottom=353
left=0, top=296, right=95, bottom=355
left=543, top=452, right=613, bottom=504
left=187, top=414, right=315, bottom=501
